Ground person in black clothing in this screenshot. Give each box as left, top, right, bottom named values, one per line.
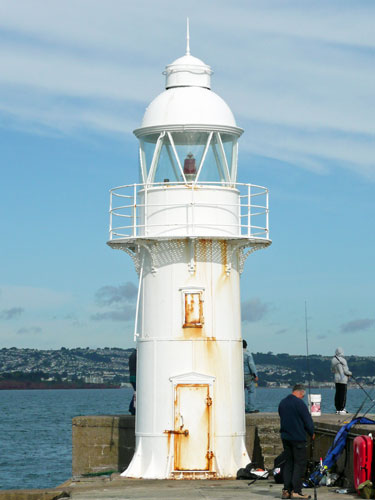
left=128, top=348, right=137, bottom=415
left=278, top=384, right=315, bottom=500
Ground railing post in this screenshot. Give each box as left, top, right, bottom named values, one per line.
left=134, top=253, right=144, bottom=341
left=266, top=188, right=269, bottom=238
left=238, top=184, right=241, bottom=236
left=144, top=183, right=148, bottom=236
left=247, top=184, right=251, bottom=238
left=133, top=184, right=137, bottom=238
left=191, top=185, right=195, bottom=236
left=109, top=190, right=113, bottom=241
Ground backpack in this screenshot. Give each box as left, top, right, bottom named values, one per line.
left=236, top=462, right=269, bottom=480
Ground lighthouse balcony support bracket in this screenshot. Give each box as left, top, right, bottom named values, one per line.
left=108, top=238, right=270, bottom=276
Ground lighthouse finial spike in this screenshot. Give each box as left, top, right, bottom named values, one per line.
left=186, top=18, right=190, bottom=56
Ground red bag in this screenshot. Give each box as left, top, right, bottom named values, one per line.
left=353, top=435, right=373, bottom=492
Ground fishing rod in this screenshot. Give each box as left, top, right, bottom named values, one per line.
left=351, top=395, right=368, bottom=421
left=350, top=380, right=375, bottom=421
left=304, top=301, right=318, bottom=500
left=350, top=374, right=375, bottom=406
left=360, top=398, right=375, bottom=420
left=305, top=301, right=312, bottom=401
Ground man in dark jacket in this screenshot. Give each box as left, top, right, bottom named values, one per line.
left=278, top=384, right=315, bottom=500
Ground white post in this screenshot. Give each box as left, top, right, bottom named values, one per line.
left=247, top=184, right=251, bottom=238
left=109, top=190, right=113, bottom=240
left=133, top=184, right=137, bottom=237
left=238, top=186, right=241, bottom=237
left=144, top=183, right=148, bottom=236
left=134, top=253, right=144, bottom=341
left=194, top=132, right=213, bottom=184
left=266, top=188, right=269, bottom=238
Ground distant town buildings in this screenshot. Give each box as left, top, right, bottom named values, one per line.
left=0, top=348, right=375, bottom=387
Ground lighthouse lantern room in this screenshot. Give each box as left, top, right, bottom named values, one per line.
left=108, top=27, right=271, bottom=479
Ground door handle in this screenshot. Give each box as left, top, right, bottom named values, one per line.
left=164, top=429, right=189, bottom=436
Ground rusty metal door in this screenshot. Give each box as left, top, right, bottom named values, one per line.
left=183, top=291, right=204, bottom=328
left=174, top=384, right=212, bottom=471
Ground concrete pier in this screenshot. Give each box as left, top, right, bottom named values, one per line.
left=72, top=412, right=375, bottom=483
left=1, top=413, right=374, bottom=499
left=0, top=477, right=360, bottom=500
left=53, top=477, right=359, bottom=499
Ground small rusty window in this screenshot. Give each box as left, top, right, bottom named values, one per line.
left=182, top=289, right=204, bottom=328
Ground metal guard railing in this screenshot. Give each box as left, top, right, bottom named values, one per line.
left=109, top=181, right=270, bottom=240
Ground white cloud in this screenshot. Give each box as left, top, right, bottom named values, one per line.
left=0, top=307, right=24, bottom=320
left=0, top=0, right=374, bottom=177
left=17, top=326, right=42, bottom=335
left=95, top=283, right=137, bottom=307
left=242, top=298, right=270, bottom=322
left=341, top=318, right=375, bottom=333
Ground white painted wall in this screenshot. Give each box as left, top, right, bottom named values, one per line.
left=123, top=239, right=249, bottom=478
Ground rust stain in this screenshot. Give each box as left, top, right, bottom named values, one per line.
left=182, top=327, right=203, bottom=339
left=174, top=386, right=181, bottom=471
left=197, top=239, right=213, bottom=274
left=170, top=471, right=218, bottom=479
left=166, top=429, right=171, bottom=451
left=205, top=337, right=218, bottom=357
left=174, top=383, right=209, bottom=389
left=164, top=429, right=189, bottom=436
left=174, top=434, right=182, bottom=471
left=183, top=292, right=204, bottom=329
left=204, top=389, right=211, bottom=470
left=219, top=240, right=228, bottom=269
left=199, top=239, right=208, bottom=263
left=174, top=384, right=211, bottom=473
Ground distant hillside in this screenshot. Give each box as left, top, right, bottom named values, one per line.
left=1, top=348, right=375, bottom=388
left=0, top=347, right=133, bottom=387
left=253, top=352, right=375, bottom=387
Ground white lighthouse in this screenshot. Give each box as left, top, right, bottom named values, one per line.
left=108, top=30, right=271, bottom=479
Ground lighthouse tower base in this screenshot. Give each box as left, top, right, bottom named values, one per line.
left=123, top=434, right=250, bottom=479
left=121, top=337, right=250, bottom=479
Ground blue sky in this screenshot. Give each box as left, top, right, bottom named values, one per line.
left=0, top=0, right=374, bottom=355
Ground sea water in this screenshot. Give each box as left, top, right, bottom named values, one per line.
left=1, top=387, right=374, bottom=490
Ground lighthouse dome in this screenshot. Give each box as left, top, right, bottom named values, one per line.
left=139, top=86, right=238, bottom=130
left=135, top=42, right=242, bottom=134
left=164, top=53, right=212, bottom=89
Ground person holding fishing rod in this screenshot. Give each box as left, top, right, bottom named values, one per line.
left=331, top=347, right=352, bottom=415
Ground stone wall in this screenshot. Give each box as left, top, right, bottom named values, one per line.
left=245, top=413, right=284, bottom=469
left=72, top=413, right=283, bottom=476
left=72, top=415, right=135, bottom=476
left=72, top=412, right=375, bottom=487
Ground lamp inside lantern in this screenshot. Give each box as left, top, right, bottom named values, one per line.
left=183, top=153, right=196, bottom=182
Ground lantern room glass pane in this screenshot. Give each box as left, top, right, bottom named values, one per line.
left=171, top=131, right=208, bottom=183
left=153, top=135, right=181, bottom=183
left=140, top=134, right=160, bottom=175
left=140, top=130, right=238, bottom=185
left=197, top=134, right=227, bottom=183
left=221, top=133, right=235, bottom=177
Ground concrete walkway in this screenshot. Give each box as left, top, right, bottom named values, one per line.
left=64, top=476, right=357, bottom=500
